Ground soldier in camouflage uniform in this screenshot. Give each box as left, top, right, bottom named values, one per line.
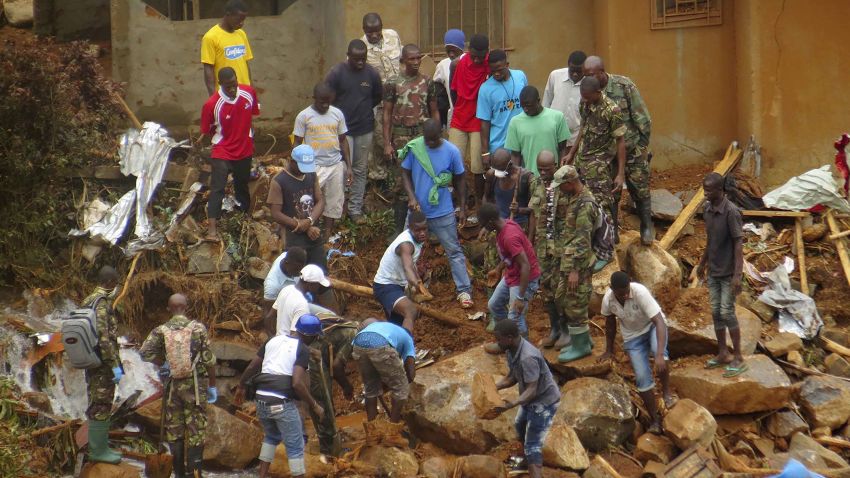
left=584, top=55, right=654, bottom=245
left=528, top=151, right=570, bottom=349
left=564, top=75, right=626, bottom=252
left=140, top=294, right=217, bottom=478
left=382, top=43, right=439, bottom=232
left=304, top=308, right=358, bottom=457
left=551, top=165, right=599, bottom=364
left=84, top=266, right=123, bottom=464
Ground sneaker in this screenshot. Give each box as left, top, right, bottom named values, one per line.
left=457, top=292, right=474, bottom=308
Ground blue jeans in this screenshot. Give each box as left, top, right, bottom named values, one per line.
left=488, top=276, right=540, bottom=336
left=623, top=324, right=669, bottom=392
left=515, top=401, right=558, bottom=466
left=427, top=213, right=471, bottom=294
left=257, top=398, right=305, bottom=474
left=707, top=275, right=739, bottom=331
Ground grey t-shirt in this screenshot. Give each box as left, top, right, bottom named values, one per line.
left=507, top=339, right=561, bottom=407
left=293, top=105, right=348, bottom=167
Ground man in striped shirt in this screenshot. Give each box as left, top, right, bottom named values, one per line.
left=199, top=66, right=260, bottom=240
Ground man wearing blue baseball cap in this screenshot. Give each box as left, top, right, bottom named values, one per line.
left=267, top=144, right=327, bottom=269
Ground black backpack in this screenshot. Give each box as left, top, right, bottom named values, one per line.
left=579, top=198, right=615, bottom=262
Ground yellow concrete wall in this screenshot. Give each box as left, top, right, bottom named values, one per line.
left=594, top=0, right=738, bottom=171
left=735, top=0, right=849, bottom=186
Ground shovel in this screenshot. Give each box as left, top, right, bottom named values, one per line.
left=144, top=381, right=173, bottom=478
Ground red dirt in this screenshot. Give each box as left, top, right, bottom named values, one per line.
left=667, top=287, right=712, bottom=330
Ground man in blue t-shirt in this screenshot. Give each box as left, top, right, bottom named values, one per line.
left=477, top=49, right=528, bottom=165
left=352, top=318, right=416, bottom=422
left=400, top=119, right=474, bottom=308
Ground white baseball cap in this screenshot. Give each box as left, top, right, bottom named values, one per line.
left=300, top=264, right=330, bottom=287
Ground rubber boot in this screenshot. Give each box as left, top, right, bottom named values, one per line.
left=637, top=198, right=655, bottom=246
left=187, top=446, right=204, bottom=477
left=558, top=325, right=592, bottom=363
left=169, top=440, right=186, bottom=478
left=609, top=201, right=620, bottom=244
left=87, top=419, right=122, bottom=464
left=541, top=302, right=561, bottom=348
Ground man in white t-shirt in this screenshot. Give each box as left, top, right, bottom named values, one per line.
left=268, top=265, right=331, bottom=337
left=262, top=247, right=307, bottom=312
left=598, top=271, right=673, bottom=434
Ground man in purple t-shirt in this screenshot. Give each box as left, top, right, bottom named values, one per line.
left=479, top=202, right=541, bottom=353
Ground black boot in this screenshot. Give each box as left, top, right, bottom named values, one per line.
left=637, top=198, right=655, bottom=246
left=187, top=445, right=203, bottom=478
left=169, top=440, right=186, bottom=478
left=609, top=202, right=620, bottom=244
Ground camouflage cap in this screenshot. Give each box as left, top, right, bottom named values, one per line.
left=551, top=165, right=580, bottom=186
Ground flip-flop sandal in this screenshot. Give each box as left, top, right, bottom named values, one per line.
left=704, top=358, right=728, bottom=369
left=723, top=363, right=749, bottom=378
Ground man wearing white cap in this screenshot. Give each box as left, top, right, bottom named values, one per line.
left=267, top=144, right=327, bottom=269
left=268, top=264, right=331, bottom=338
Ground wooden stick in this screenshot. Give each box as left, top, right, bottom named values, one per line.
left=590, top=456, right=624, bottom=478
left=826, top=210, right=850, bottom=289
left=829, top=229, right=850, bottom=241
left=794, top=218, right=809, bottom=295
left=659, top=143, right=742, bottom=250
left=816, top=436, right=850, bottom=450
left=329, top=278, right=472, bottom=329
left=30, top=419, right=81, bottom=438
left=821, top=336, right=850, bottom=359
left=742, top=210, right=811, bottom=218
left=114, top=94, right=143, bottom=130
left=112, top=252, right=143, bottom=309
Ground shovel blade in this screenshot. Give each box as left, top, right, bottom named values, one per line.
left=144, top=453, right=173, bottom=478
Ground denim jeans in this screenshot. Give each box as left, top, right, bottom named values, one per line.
left=346, top=132, right=373, bottom=217
left=257, top=398, right=305, bottom=474
left=488, top=276, right=540, bottom=336
left=427, top=213, right=472, bottom=294
left=623, top=324, right=669, bottom=392
left=707, top=275, right=739, bottom=331
left=515, top=401, right=559, bottom=465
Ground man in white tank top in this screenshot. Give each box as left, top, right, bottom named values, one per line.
left=372, top=210, right=431, bottom=332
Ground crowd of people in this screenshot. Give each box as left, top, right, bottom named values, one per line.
left=75, top=1, right=749, bottom=477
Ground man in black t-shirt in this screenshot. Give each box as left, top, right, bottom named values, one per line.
left=238, top=314, right=325, bottom=478
left=267, top=144, right=327, bottom=269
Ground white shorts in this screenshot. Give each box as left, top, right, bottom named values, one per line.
left=317, top=161, right=346, bottom=219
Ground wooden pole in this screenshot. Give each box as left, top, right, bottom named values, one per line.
left=113, top=252, right=143, bottom=309
left=329, top=278, right=473, bottom=329
left=114, top=94, right=144, bottom=130
left=658, top=142, right=743, bottom=250
left=828, top=229, right=850, bottom=241
left=826, top=210, right=850, bottom=289
left=794, top=218, right=809, bottom=295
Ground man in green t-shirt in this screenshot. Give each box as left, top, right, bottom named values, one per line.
left=505, top=86, right=571, bottom=176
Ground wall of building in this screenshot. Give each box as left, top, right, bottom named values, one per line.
left=111, top=0, right=330, bottom=137
left=34, top=0, right=111, bottom=41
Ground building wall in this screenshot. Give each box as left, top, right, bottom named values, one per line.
left=35, top=0, right=111, bottom=41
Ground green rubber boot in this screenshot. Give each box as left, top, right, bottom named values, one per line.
left=87, top=419, right=122, bottom=464
left=557, top=325, right=592, bottom=363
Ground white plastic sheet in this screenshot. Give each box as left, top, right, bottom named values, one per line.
left=758, top=263, right=823, bottom=339
left=763, top=165, right=850, bottom=212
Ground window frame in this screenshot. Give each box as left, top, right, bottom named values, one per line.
left=650, top=0, right=723, bottom=30
left=417, top=0, right=510, bottom=60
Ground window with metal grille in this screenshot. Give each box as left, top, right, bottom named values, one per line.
left=650, top=0, right=722, bottom=30
left=142, top=0, right=296, bottom=21
left=418, top=0, right=506, bottom=58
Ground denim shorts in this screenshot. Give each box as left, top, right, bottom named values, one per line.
left=514, top=401, right=559, bottom=466
left=622, top=324, right=669, bottom=392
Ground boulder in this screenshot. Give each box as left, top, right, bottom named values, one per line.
left=650, top=189, right=684, bottom=221
left=4, top=0, right=33, bottom=26
left=786, top=350, right=805, bottom=367
left=210, top=339, right=257, bottom=363
left=663, top=399, right=717, bottom=450
left=407, top=346, right=518, bottom=454
left=269, top=449, right=336, bottom=477
left=542, top=424, right=589, bottom=470
left=80, top=462, right=142, bottom=478
left=669, top=354, right=793, bottom=414
left=798, top=376, right=850, bottom=430
left=456, top=455, right=507, bottom=478
left=766, top=410, right=809, bottom=438
left=764, top=332, right=803, bottom=357
left=667, top=295, right=760, bottom=358
left=788, top=432, right=850, bottom=469
left=357, top=446, right=419, bottom=477
left=620, top=242, right=682, bottom=312
left=246, top=256, right=271, bottom=279
left=642, top=460, right=667, bottom=478
left=824, top=353, right=850, bottom=379
left=471, top=372, right=504, bottom=420
left=134, top=400, right=262, bottom=469
left=558, top=377, right=635, bottom=452
left=634, top=433, right=677, bottom=464
left=715, top=414, right=759, bottom=435
left=419, top=456, right=458, bottom=478
left=187, top=242, right=232, bottom=274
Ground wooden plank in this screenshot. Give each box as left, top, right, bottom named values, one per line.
left=71, top=162, right=210, bottom=183
left=828, top=229, right=850, bottom=241
left=742, top=210, right=811, bottom=218
left=794, top=218, right=809, bottom=295
left=659, top=143, right=742, bottom=250
left=826, top=210, right=850, bottom=289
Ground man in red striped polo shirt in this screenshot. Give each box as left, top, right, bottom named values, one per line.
left=199, top=66, right=260, bottom=240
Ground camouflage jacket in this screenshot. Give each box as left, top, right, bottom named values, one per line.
left=578, top=94, right=626, bottom=158
left=561, top=187, right=598, bottom=272
left=82, top=286, right=120, bottom=369
left=384, top=73, right=437, bottom=129
left=362, top=29, right=402, bottom=82
left=140, top=315, right=216, bottom=378
left=528, top=176, right=570, bottom=257
left=604, top=73, right=651, bottom=152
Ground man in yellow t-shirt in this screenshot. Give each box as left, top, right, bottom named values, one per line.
left=201, top=0, right=254, bottom=96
